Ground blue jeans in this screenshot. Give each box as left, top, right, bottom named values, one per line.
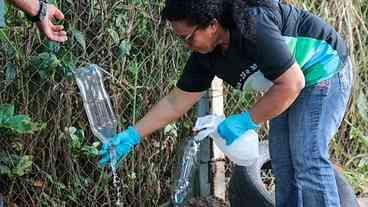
left=269, top=59, right=353, bottom=207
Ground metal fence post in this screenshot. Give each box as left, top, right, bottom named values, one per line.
left=192, top=91, right=211, bottom=197
left=193, top=77, right=226, bottom=200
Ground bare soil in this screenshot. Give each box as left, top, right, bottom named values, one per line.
left=183, top=196, right=229, bottom=207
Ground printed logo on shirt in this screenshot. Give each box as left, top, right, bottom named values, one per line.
left=236, top=63, right=259, bottom=89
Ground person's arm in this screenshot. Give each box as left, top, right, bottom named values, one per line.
left=249, top=62, right=305, bottom=124
left=7, top=0, right=67, bottom=42
left=135, top=87, right=205, bottom=138
left=217, top=63, right=305, bottom=145
left=7, top=0, right=39, bottom=16
left=98, top=88, right=205, bottom=167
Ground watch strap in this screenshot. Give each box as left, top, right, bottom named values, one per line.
left=26, top=0, right=48, bottom=22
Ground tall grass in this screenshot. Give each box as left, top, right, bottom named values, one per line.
left=0, top=0, right=366, bottom=206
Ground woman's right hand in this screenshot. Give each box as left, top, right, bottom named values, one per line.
left=98, top=126, right=141, bottom=169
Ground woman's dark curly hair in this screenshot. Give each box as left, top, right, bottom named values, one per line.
left=161, top=0, right=277, bottom=42
left=161, top=0, right=276, bottom=28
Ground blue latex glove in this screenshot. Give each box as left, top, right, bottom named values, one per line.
left=217, top=111, right=259, bottom=145
left=98, top=126, right=141, bottom=168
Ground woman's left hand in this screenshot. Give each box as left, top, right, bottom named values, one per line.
left=217, top=111, right=259, bottom=145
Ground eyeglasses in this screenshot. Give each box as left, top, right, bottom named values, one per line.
left=178, top=26, right=199, bottom=44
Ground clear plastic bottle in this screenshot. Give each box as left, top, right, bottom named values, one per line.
left=73, top=64, right=122, bottom=206
left=172, top=138, right=200, bottom=206
left=73, top=64, right=117, bottom=143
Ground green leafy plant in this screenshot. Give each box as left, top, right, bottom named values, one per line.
left=29, top=52, right=61, bottom=79
left=66, top=127, right=99, bottom=158
left=0, top=104, right=45, bottom=178
left=72, top=29, right=86, bottom=52
left=0, top=104, right=46, bottom=134
left=0, top=154, right=33, bottom=177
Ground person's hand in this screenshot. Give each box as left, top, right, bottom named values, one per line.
left=98, top=126, right=141, bottom=169
left=217, top=111, right=259, bottom=145
left=35, top=4, right=67, bottom=42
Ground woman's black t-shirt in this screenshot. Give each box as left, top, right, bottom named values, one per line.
left=176, top=3, right=348, bottom=92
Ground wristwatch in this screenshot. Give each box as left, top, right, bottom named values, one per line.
left=26, top=0, right=48, bottom=22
